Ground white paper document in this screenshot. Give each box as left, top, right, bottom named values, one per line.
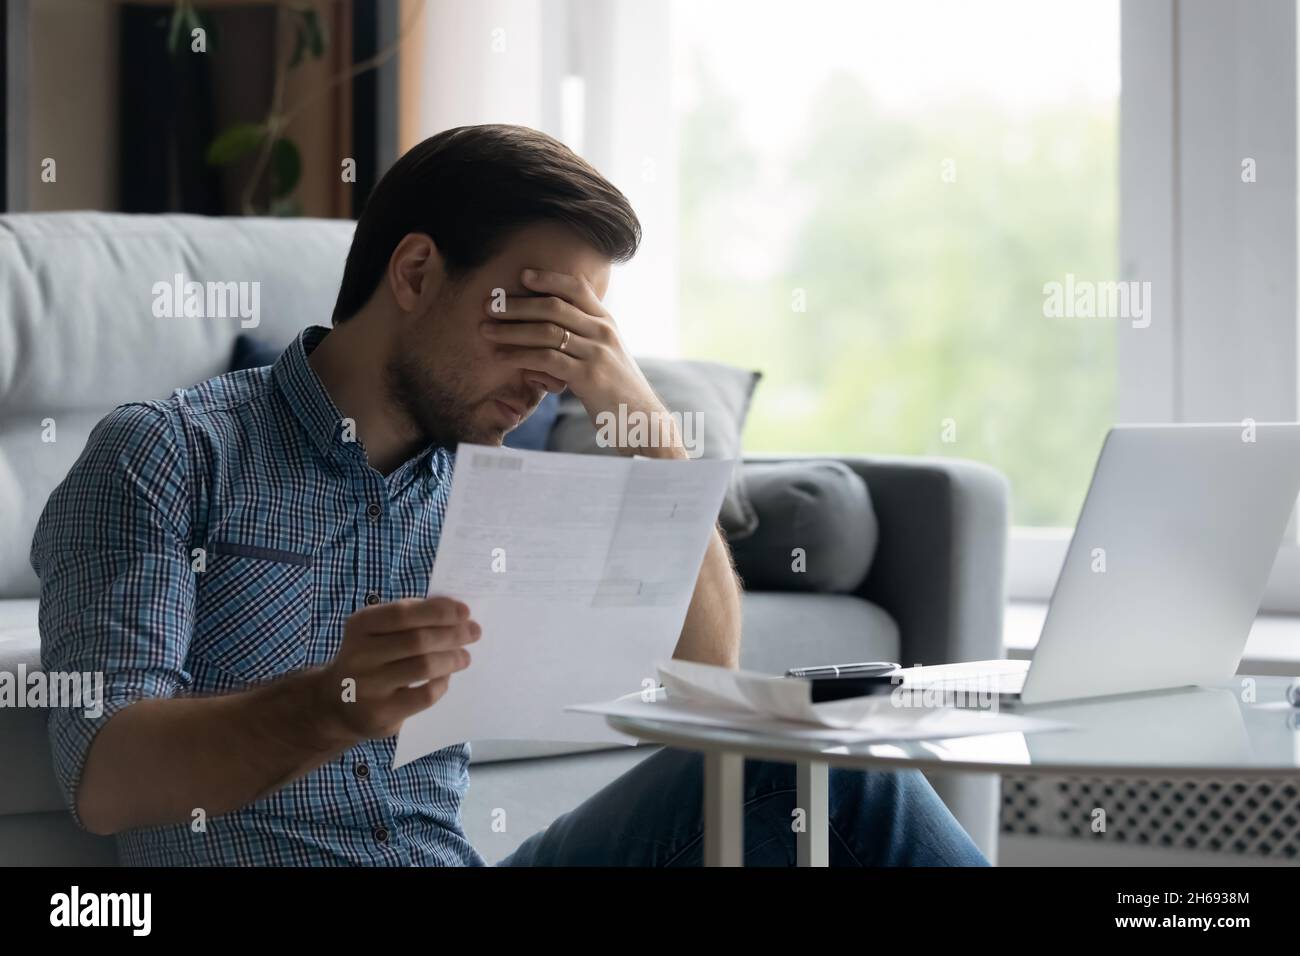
left=565, top=659, right=1072, bottom=744
left=393, top=444, right=735, bottom=768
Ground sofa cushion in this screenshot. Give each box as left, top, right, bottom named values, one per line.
left=0, top=603, right=65, bottom=816
left=0, top=212, right=355, bottom=599
left=228, top=331, right=290, bottom=372
left=738, top=591, right=899, bottom=674
left=0, top=810, right=118, bottom=866
left=547, top=357, right=761, bottom=537
left=730, top=460, right=878, bottom=594
left=501, top=392, right=561, bottom=451
left=462, top=746, right=661, bottom=862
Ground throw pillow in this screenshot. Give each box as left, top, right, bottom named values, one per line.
left=728, top=459, right=877, bottom=592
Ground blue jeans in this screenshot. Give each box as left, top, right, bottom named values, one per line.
left=496, top=747, right=989, bottom=866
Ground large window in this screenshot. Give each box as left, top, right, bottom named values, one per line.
left=400, top=0, right=1300, bottom=611
left=673, top=0, right=1120, bottom=528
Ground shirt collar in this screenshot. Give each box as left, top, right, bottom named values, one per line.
left=272, top=325, right=453, bottom=479
left=273, top=326, right=350, bottom=460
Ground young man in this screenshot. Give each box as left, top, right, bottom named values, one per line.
left=31, top=124, right=987, bottom=866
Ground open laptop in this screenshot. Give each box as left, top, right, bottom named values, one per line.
left=898, top=423, right=1300, bottom=706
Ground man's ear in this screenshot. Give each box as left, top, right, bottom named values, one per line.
left=387, top=233, right=442, bottom=314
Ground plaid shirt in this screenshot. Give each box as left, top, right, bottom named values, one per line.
left=31, top=326, right=486, bottom=866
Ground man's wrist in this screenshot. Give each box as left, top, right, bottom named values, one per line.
left=606, top=397, right=689, bottom=459
left=258, top=667, right=358, bottom=760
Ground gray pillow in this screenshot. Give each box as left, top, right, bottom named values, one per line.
left=729, top=460, right=878, bottom=593
left=546, top=357, right=761, bottom=537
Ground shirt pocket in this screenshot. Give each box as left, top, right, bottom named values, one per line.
left=191, top=541, right=314, bottom=683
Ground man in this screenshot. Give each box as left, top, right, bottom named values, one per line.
left=32, top=124, right=987, bottom=866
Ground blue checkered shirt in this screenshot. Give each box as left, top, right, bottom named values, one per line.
left=30, top=326, right=487, bottom=866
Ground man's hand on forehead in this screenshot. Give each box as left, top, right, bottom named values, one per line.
left=479, top=268, right=686, bottom=458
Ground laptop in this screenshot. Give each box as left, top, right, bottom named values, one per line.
left=898, top=423, right=1300, bottom=706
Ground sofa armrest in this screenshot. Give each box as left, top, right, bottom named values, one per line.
left=744, top=454, right=1009, bottom=666
left=742, top=453, right=1009, bottom=863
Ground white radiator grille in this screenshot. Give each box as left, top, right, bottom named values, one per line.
left=1000, top=775, right=1300, bottom=858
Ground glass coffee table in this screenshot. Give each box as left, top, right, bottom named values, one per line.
left=605, top=675, right=1300, bottom=866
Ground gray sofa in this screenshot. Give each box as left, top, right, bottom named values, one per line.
left=0, top=212, right=1009, bottom=865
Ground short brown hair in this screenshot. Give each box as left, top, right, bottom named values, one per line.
left=332, top=124, right=641, bottom=323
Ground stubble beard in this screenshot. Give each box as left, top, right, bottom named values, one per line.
left=383, top=347, right=504, bottom=450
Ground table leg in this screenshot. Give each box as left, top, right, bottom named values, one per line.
left=703, top=751, right=744, bottom=866
left=797, top=759, right=829, bottom=867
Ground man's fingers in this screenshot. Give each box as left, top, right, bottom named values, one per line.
left=495, top=346, right=583, bottom=382
left=481, top=319, right=595, bottom=357
left=380, top=621, right=481, bottom=664
left=379, top=648, right=472, bottom=692
left=391, top=675, right=452, bottom=716
left=354, top=596, right=469, bottom=634
left=520, top=267, right=607, bottom=317
left=485, top=292, right=604, bottom=339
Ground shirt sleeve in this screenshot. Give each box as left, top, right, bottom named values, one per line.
left=29, top=401, right=197, bottom=829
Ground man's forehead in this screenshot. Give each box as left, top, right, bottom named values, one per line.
left=495, top=259, right=611, bottom=299
left=493, top=224, right=612, bottom=295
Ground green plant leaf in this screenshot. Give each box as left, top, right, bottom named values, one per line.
left=269, top=138, right=302, bottom=199
left=289, top=8, right=327, bottom=68
left=185, top=5, right=203, bottom=41
left=206, top=123, right=268, bottom=166
left=166, top=4, right=189, bottom=54
left=289, top=27, right=307, bottom=68
left=303, top=8, right=326, bottom=59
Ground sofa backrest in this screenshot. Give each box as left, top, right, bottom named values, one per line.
left=0, top=212, right=356, bottom=597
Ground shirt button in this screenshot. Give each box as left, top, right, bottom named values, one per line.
left=354, top=762, right=370, bottom=779
left=373, top=825, right=390, bottom=845
left=366, top=502, right=382, bottom=520
left=365, top=591, right=381, bottom=606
